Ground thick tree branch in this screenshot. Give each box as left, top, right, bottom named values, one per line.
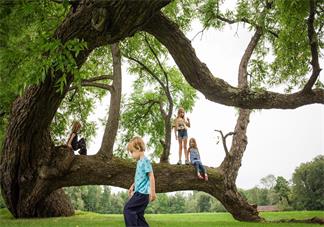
left=143, top=12, right=324, bottom=109
left=302, top=0, right=322, bottom=93
left=49, top=156, right=223, bottom=196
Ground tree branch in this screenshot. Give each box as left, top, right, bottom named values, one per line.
left=238, top=27, right=263, bottom=88
left=82, top=75, right=113, bottom=83
left=68, top=81, right=112, bottom=92
left=124, top=54, right=168, bottom=92
left=215, top=130, right=235, bottom=156
left=143, top=12, right=324, bottom=109
left=143, top=34, right=170, bottom=89
left=302, top=0, right=322, bottom=93
left=214, top=15, right=278, bottom=38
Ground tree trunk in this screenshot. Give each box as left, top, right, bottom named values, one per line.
left=97, top=43, right=122, bottom=159
left=160, top=102, right=173, bottom=163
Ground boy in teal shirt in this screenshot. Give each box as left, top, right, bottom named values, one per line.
left=124, top=137, right=156, bottom=227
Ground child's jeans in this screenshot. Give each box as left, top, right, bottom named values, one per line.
left=124, top=191, right=149, bottom=227
left=192, top=160, right=206, bottom=174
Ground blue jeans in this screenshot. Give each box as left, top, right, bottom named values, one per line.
left=192, top=160, right=206, bottom=174
left=124, top=192, right=149, bottom=227
left=177, top=129, right=188, bottom=140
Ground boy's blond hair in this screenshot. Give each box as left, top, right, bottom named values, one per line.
left=127, top=136, right=145, bottom=153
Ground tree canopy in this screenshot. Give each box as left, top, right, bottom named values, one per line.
left=0, top=0, right=323, bottom=222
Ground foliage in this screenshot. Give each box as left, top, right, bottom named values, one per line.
left=292, top=155, right=324, bottom=210
left=50, top=45, right=113, bottom=145
left=196, top=0, right=324, bottom=92
left=0, top=1, right=92, bottom=146
left=116, top=32, right=197, bottom=159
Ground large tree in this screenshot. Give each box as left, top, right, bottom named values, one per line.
left=0, top=0, right=322, bottom=222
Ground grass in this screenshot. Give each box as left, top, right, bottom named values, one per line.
left=0, top=209, right=323, bottom=227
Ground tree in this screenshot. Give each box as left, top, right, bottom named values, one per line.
left=260, top=175, right=276, bottom=190
left=292, top=155, right=324, bottom=210
left=196, top=192, right=212, bottom=212
left=274, top=176, right=291, bottom=204
left=98, top=186, right=111, bottom=214
left=0, top=0, right=322, bottom=222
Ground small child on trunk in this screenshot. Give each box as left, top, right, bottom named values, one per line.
left=188, top=138, right=208, bottom=181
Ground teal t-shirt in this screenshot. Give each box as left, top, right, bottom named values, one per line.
left=134, top=156, right=153, bottom=194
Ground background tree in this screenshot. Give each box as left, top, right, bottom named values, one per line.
left=274, top=176, right=291, bottom=205
left=292, top=155, right=324, bottom=210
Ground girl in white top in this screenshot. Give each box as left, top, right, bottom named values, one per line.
left=174, top=107, right=190, bottom=165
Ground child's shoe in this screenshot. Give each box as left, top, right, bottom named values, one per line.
left=204, top=173, right=208, bottom=181
left=197, top=173, right=203, bottom=179
left=177, top=160, right=182, bottom=165
left=185, top=160, right=190, bottom=165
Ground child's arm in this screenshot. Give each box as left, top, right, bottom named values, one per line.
left=186, top=117, right=190, bottom=128
left=128, top=182, right=134, bottom=198
left=174, top=120, right=178, bottom=140
left=148, top=172, right=156, bottom=202
left=67, top=133, right=75, bottom=149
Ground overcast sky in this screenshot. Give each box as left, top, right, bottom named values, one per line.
left=87, top=18, right=324, bottom=192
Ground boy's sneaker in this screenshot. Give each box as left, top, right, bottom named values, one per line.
left=185, top=160, right=190, bottom=165
left=177, top=160, right=182, bottom=165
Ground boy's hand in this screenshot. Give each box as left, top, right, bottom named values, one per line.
left=150, top=192, right=157, bottom=202
left=128, top=184, right=134, bottom=198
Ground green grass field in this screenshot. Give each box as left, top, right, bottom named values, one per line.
left=0, top=209, right=323, bottom=227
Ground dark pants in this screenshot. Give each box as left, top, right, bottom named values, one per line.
left=124, top=192, right=149, bottom=227
left=193, top=160, right=206, bottom=174
left=72, top=138, right=87, bottom=155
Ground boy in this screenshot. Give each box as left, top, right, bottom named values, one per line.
left=124, top=137, right=157, bottom=227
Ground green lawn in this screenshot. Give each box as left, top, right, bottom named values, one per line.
left=0, top=209, right=323, bottom=227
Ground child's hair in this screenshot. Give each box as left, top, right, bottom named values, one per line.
left=72, top=121, right=81, bottom=133
left=177, top=107, right=185, bottom=118
left=127, top=136, right=145, bottom=153
left=189, top=137, right=198, bottom=149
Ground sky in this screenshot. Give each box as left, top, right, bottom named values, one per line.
left=87, top=18, right=324, bottom=192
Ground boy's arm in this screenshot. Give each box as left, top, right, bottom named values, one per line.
left=148, top=172, right=156, bottom=202
left=128, top=182, right=134, bottom=198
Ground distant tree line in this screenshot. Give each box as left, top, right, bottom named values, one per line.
left=0, top=156, right=323, bottom=212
